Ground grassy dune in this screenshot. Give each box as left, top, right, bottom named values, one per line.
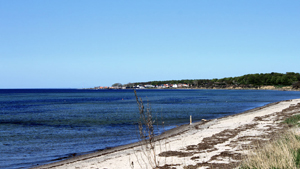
left=240, top=115, right=300, bottom=169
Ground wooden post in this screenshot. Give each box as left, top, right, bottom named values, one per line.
left=190, top=115, right=192, bottom=125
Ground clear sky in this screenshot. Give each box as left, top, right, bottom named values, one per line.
left=1, top=1, right=299, bottom=88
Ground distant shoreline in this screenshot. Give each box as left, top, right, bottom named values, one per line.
left=84, top=86, right=300, bottom=91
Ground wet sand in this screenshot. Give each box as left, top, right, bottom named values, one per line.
left=32, top=98, right=300, bottom=169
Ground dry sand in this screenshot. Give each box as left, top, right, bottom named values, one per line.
left=33, top=98, right=300, bottom=169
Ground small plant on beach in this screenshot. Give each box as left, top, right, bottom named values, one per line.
left=134, top=90, right=158, bottom=168
left=240, top=131, right=300, bottom=169
left=284, top=114, right=300, bottom=127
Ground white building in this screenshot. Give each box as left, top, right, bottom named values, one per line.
left=144, top=84, right=155, bottom=88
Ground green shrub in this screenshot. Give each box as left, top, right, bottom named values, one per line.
left=283, top=114, right=300, bottom=127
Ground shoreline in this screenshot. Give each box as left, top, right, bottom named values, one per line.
left=85, top=87, right=300, bottom=92
left=32, top=98, right=300, bottom=169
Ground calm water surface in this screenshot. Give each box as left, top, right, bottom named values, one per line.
left=1, top=89, right=300, bottom=168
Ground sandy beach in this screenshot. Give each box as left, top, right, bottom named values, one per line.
left=32, top=98, right=300, bottom=169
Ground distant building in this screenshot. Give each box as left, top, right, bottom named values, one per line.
left=145, top=84, right=155, bottom=88
left=177, top=84, right=189, bottom=88
left=136, top=85, right=145, bottom=89
left=157, top=84, right=165, bottom=88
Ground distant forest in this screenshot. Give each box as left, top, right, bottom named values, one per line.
left=134, top=72, right=300, bottom=89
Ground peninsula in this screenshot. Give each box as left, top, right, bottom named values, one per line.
left=91, top=72, right=300, bottom=90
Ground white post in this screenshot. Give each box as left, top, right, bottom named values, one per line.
left=190, top=115, right=192, bottom=125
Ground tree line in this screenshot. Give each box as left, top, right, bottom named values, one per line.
left=131, top=72, right=300, bottom=89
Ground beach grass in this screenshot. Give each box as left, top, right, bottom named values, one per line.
left=240, top=114, right=300, bottom=169
left=240, top=130, right=300, bottom=169
left=284, top=114, right=300, bottom=127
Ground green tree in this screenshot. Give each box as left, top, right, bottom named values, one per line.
left=280, top=75, right=289, bottom=85
left=270, top=76, right=277, bottom=84
left=276, top=76, right=282, bottom=85
left=112, top=83, right=122, bottom=87
left=193, top=80, right=199, bottom=87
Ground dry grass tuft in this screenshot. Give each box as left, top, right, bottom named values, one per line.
left=134, top=90, right=158, bottom=168
left=240, top=131, right=300, bottom=169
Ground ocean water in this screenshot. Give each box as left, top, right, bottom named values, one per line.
left=1, top=89, right=300, bottom=169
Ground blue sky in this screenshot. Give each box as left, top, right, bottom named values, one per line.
left=1, top=1, right=299, bottom=88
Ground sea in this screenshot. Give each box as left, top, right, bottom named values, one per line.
left=1, top=89, right=300, bottom=169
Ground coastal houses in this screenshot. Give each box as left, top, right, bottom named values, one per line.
left=94, top=83, right=190, bottom=90
left=144, top=84, right=155, bottom=88
left=134, top=83, right=189, bottom=89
